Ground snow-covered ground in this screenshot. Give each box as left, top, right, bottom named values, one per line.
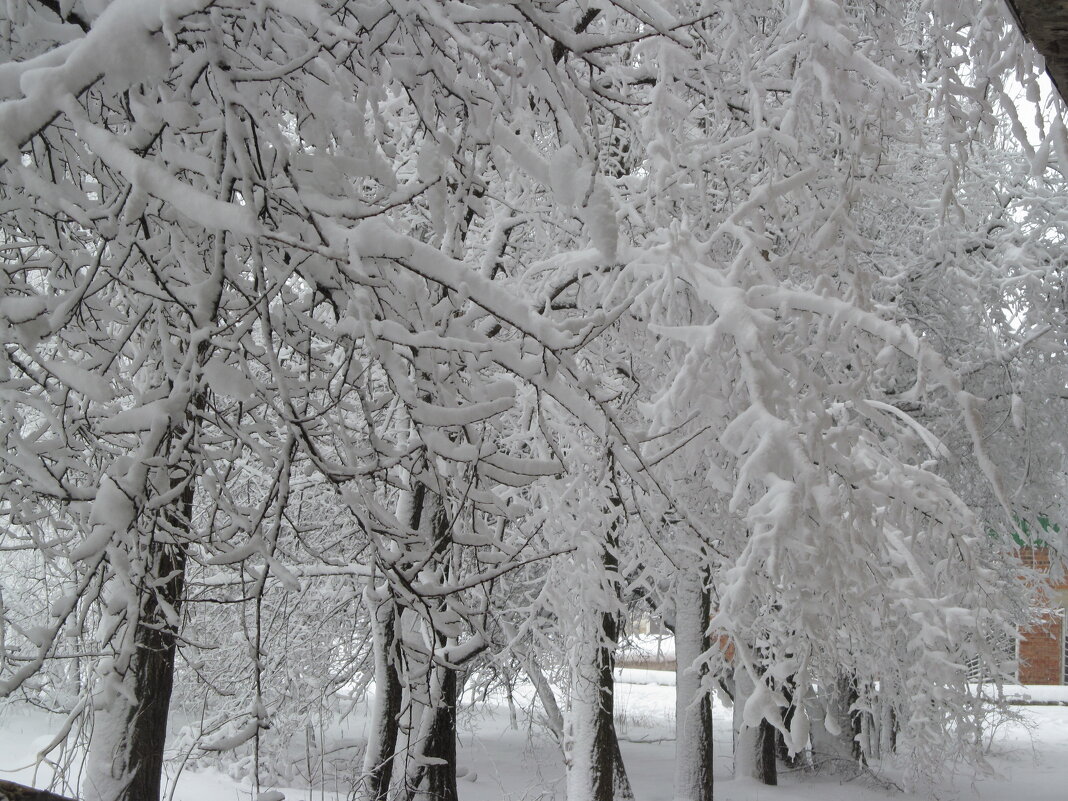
left=1, top=678, right=1067, bottom=801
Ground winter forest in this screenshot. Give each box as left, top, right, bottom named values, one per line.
left=2, top=1, right=1068, bottom=800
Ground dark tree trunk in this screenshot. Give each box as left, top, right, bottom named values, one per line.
left=887, top=706, right=898, bottom=753
left=732, top=663, right=779, bottom=786
left=92, top=478, right=191, bottom=801
left=362, top=591, right=402, bottom=801
left=421, top=666, right=459, bottom=801
left=610, top=728, right=634, bottom=801
left=402, top=483, right=460, bottom=801
left=840, top=674, right=864, bottom=764
left=755, top=720, right=778, bottom=786
left=569, top=490, right=633, bottom=801
left=424, top=493, right=459, bottom=801
left=587, top=604, right=633, bottom=801
left=775, top=682, right=800, bottom=768
left=87, top=520, right=189, bottom=801
left=588, top=515, right=633, bottom=801
left=125, top=536, right=187, bottom=801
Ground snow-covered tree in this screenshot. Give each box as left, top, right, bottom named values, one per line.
left=3, top=2, right=1068, bottom=801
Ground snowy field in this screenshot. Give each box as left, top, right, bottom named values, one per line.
left=1, top=675, right=1067, bottom=801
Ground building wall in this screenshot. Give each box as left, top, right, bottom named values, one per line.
left=1017, top=547, right=1067, bottom=685
left=1019, top=611, right=1064, bottom=685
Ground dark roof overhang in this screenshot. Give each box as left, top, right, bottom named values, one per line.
left=1004, top=0, right=1068, bottom=102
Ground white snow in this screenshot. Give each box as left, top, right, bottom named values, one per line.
left=617, top=667, right=677, bottom=687
left=3, top=680, right=1068, bottom=801
left=985, top=684, right=1068, bottom=705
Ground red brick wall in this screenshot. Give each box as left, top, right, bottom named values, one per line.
left=1018, top=611, right=1064, bottom=685
left=1014, top=547, right=1066, bottom=684
left=1019, top=547, right=1054, bottom=575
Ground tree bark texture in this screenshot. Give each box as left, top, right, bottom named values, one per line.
left=755, top=720, right=778, bottom=786
left=840, top=674, right=863, bottom=763
left=421, top=666, right=459, bottom=801
left=125, top=537, right=186, bottom=801
left=361, top=588, right=403, bottom=801
left=731, top=664, right=776, bottom=785
left=85, top=480, right=191, bottom=801
left=402, top=483, right=459, bottom=801
left=566, top=512, right=632, bottom=801
left=673, top=569, right=714, bottom=801
left=526, top=656, right=565, bottom=745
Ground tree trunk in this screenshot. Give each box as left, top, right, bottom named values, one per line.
left=84, top=473, right=191, bottom=801
left=755, top=720, right=778, bottom=786
left=424, top=491, right=459, bottom=801
left=775, top=682, right=799, bottom=768
left=567, top=626, right=630, bottom=801
left=126, top=537, right=186, bottom=801
left=879, top=699, right=897, bottom=756
left=526, top=656, right=565, bottom=744
left=732, top=665, right=756, bottom=780
left=673, top=569, right=714, bottom=801
left=731, top=664, right=776, bottom=785
left=421, top=665, right=459, bottom=801
left=401, top=483, right=460, bottom=801
left=611, top=732, right=633, bottom=801
left=841, top=674, right=863, bottom=764
left=593, top=609, right=632, bottom=801
left=566, top=517, right=632, bottom=801
left=361, top=587, right=403, bottom=801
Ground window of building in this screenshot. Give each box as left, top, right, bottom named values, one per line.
left=967, top=633, right=1017, bottom=682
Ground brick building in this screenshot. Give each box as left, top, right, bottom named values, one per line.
left=1017, top=546, right=1068, bottom=685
